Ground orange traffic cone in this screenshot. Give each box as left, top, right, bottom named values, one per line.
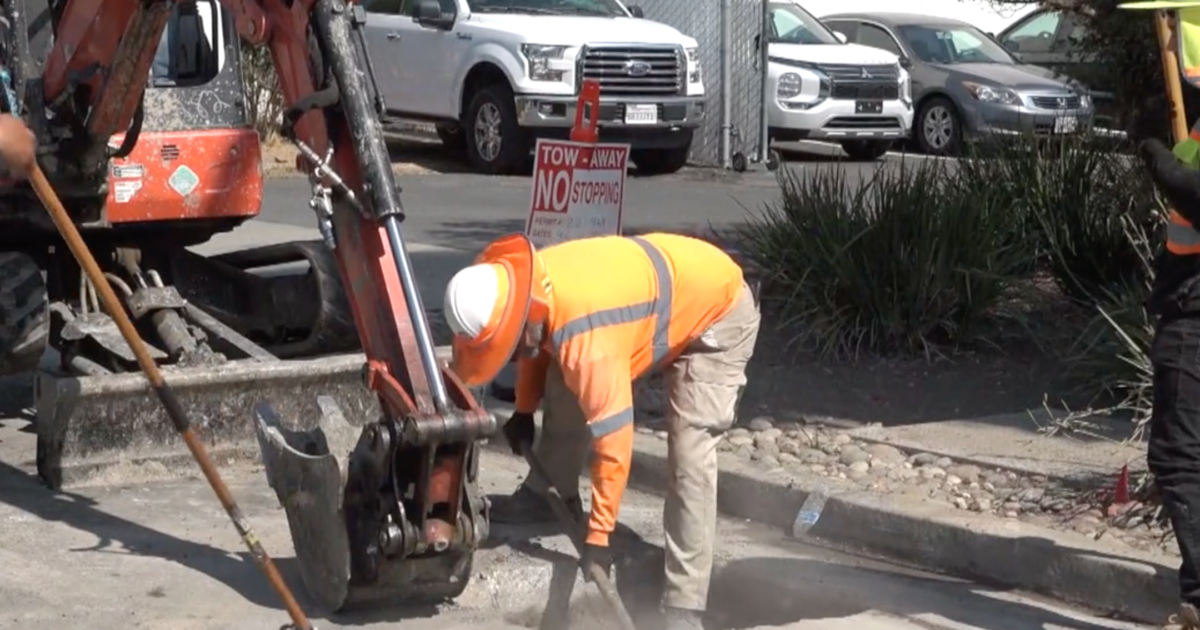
left=1115, top=463, right=1131, bottom=505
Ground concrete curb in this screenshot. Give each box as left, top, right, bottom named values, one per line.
left=625, top=435, right=1177, bottom=625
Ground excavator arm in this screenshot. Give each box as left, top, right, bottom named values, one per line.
left=33, top=0, right=495, bottom=613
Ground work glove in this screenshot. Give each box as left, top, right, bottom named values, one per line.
left=501, top=411, right=535, bottom=455
left=1139, top=137, right=1200, bottom=213
left=578, top=542, right=612, bottom=582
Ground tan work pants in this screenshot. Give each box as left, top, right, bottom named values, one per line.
left=525, top=281, right=761, bottom=611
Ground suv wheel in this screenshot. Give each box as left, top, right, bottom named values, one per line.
left=916, top=96, right=963, bottom=156
left=464, top=84, right=530, bottom=175
left=840, top=140, right=892, bottom=161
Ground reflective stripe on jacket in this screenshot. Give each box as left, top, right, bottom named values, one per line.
left=514, top=232, right=744, bottom=545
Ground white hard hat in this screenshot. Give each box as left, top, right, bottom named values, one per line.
left=444, top=263, right=502, bottom=340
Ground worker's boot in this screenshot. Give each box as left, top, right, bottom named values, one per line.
left=1166, top=603, right=1200, bottom=629
left=662, top=606, right=705, bottom=630
left=489, top=482, right=583, bottom=524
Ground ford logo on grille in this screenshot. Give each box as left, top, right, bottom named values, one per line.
left=625, top=60, right=652, bottom=77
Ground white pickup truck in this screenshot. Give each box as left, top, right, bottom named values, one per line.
left=362, top=0, right=706, bottom=175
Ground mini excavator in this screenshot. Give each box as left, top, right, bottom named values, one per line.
left=0, top=0, right=494, bottom=615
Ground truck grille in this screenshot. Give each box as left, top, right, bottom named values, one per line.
left=815, top=63, right=900, bottom=101
left=1030, top=95, right=1082, bottom=109
left=580, top=45, right=683, bottom=97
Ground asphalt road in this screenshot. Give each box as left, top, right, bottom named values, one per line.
left=256, top=155, right=896, bottom=251
left=0, top=420, right=1155, bottom=630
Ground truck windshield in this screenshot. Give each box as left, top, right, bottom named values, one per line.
left=897, top=24, right=1017, bottom=64
left=467, top=0, right=627, bottom=16
left=767, top=1, right=841, bottom=45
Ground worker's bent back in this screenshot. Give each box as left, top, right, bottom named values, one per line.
left=538, top=232, right=744, bottom=379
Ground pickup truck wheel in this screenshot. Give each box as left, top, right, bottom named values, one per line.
left=465, top=85, right=530, bottom=175
left=631, top=144, right=691, bottom=176
left=840, top=140, right=892, bottom=161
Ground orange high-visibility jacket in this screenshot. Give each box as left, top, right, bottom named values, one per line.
left=514, top=232, right=745, bottom=546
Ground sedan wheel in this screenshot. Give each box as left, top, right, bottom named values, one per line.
left=916, top=96, right=962, bottom=156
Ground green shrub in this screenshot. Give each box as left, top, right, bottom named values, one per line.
left=734, top=159, right=1034, bottom=359
left=961, top=134, right=1159, bottom=302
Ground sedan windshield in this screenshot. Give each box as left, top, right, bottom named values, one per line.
left=897, top=24, right=1016, bottom=64
left=768, top=1, right=841, bottom=45
left=467, top=0, right=627, bottom=16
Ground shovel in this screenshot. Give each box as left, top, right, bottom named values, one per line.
left=519, top=447, right=637, bottom=630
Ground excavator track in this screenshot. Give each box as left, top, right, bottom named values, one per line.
left=0, top=251, right=49, bottom=376
left=199, top=240, right=361, bottom=358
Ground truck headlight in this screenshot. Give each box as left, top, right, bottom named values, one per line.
left=963, top=82, right=1022, bottom=106
left=521, top=44, right=569, bottom=83
left=777, top=72, right=802, bottom=99
left=899, top=68, right=911, bottom=104
left=686, top=47, right=701, bottom=84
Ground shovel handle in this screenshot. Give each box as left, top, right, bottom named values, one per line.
left=521, top=448, right=638, bottom=630
left=27, top=163, right=316, bottom=630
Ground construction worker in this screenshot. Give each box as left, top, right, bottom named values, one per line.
left=443, top=231, right=760, bottom=630
left=1139, top=129, right=1200, bottom=630
left=0, top=113, right=35, bottom=176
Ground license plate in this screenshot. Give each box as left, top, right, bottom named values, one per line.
left=624, top=104, right=658, bottom=125
left=855, top=100, right=883, bottom=114
left=1054, top=116, right=1077, bottom=134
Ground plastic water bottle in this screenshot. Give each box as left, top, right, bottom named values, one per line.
left=791, top=488, right=829, bottom=539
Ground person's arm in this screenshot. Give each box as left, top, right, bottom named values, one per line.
left=514, top=352, right=551, bottom=414
left=1141, top=137, right=1200, bottom=226
left=558, top=351, right=635, bottom=547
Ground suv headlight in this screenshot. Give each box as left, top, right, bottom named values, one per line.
left=963, top=82, right=1022, bottom=106
left=521, top=44, right=569, bottom=82
left=686, top=47, right=702, bottom=84
left=777, top=72, right=802, bottom=99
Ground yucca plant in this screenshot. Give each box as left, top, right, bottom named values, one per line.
left=1066, top=204, right=1163, bottom=439
left=734, top=160, right=1036, bottom=359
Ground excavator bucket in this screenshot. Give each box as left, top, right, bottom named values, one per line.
left=253, top=397, right=358, bottom=612
left=32, top=350, right=439, bottom=489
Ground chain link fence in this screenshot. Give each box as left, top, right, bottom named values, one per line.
left=635, top=0, right=769, bottom=169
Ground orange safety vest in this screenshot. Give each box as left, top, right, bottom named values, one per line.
left=513, top=232, right=744, bottom=545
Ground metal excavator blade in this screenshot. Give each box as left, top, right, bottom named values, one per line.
left=34, top=352, right=385, bottom=489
